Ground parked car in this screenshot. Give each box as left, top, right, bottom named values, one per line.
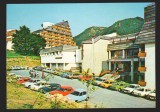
left=17, top=77, right=31, bottom=84
left=146, top=90, right=156, bottom=100
left=78, top=75, right=93, bottom=81
left=11, top=66, right=21, bottom=70
left=32, top=66, right=44, bottom=71
left=69, top=73, right=81, bottom=79
left=24, top=79, right=41, bottom=88
left=99, top=80, right=114, bottom=88
left=122, top=84, right=141, bottom=94
left=92, top=77, right=105, bottom=86
left=49, top=86, right=74, bottom=96
left=38, top=83, right=61, bottom=94
left=61, top=72, right=72, bottom=78
left=108, top=81, right=130, bottom=92
left=8, top=73, right=16, bottom=76
left=67, top=89, right=89, bottom=102
left=30, top=81, right=48, bottom=91
left=43, top=68, right=52, bottom=73
left=132, top=87, right=152, bottom=97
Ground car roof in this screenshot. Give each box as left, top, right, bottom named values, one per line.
left=74, top=88, right=86, bottom=92
left=61, top=85, right=73, bottom=88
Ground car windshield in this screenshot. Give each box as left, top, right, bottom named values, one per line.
left=97, top=78, right=103, bottom=81
left=129, top=85, right=136, bottom=88
left=56, top=87, right=64, bottom=91
left=137, top=88, right=144, bottom=91
left=71, top=91, right=80, bottom=96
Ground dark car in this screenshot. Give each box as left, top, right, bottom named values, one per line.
left=61, top=72, right=72, bottom=78
left=38, top=83, right=61, bottom=94
left=32, top=66, right=44, bottom=71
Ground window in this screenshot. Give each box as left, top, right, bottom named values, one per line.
left=79, top=93, right=83, bottom=96
left=82, top=91, right=87, bottom=95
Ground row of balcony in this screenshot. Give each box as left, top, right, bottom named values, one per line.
left=111, top=52, right=146, bottom=59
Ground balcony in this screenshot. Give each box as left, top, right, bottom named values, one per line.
left=138, top=80, right=146, bottom=86
left=138, top=52, right=146, bottom=58
left=138, top=67, right=146, bottom=72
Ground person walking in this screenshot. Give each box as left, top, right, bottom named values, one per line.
left=42, top=71, right=45, bottom=79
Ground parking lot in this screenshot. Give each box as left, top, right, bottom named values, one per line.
left=10, top=70, right=156, bottom=108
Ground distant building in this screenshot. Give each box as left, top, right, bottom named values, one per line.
left=6, top=29, right=16, bottom=50
left=39, top=45, right=81, bottom=71
left=34, top=20, right=76, bottom=48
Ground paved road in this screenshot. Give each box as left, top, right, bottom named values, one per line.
left=11, top=70, right=156, bottom=108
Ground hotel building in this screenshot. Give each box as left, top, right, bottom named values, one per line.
left=34, top=21, right=76, bottom=48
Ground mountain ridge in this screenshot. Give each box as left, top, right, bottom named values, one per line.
left=73, top=17, right=144, bottom=46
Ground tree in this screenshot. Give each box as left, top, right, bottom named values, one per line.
left=12, top=25, right=46, bottom=55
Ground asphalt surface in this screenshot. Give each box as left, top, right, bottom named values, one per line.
left=10, top=70, right=156, bottom=108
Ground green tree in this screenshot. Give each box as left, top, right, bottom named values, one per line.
left=12, top=25, right=46, bottom=55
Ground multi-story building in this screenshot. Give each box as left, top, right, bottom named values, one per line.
left=103, top=3, right=155, bottom=89
left=81, top=3, right=155, bottom=89
left=35, top=21, right=76, bottom=48
left=81, top=33, right=116, bottom=75
left=39, top=45, right=81, bottom=71
left=6, top=29, right=16, bottom=50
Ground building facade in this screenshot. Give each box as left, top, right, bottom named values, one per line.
left=35, top=21, right=76, bottom=48
left=40, top=45, right=81, bottom=71
left=6, top=30, right=16, bottom=50
left=104, top=3, right=155, bottom=89
left=81, top=3, right=155, bottom=89
left=81, top=33, right=116, bottom=75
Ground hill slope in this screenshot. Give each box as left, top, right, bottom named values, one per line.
left=73, top=17, right=144, bottom=46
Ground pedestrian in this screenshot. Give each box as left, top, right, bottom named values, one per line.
left=34, top=72, right=37, bottom=78
left=42, top=71, right=45, bottom=79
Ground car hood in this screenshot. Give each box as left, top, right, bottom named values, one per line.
left=123, top=87, right=134, bottom=91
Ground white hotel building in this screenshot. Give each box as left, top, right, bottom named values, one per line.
left=40, top=45, right=82, bottom=70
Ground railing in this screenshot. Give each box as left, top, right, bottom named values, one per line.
left=138, top=67, right=146, bottom=72
left=138, top=51, right=146, bottom=57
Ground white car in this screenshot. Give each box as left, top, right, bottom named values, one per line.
left=66, top=89, right=89, bottom=102
left=24, top=79, right=41, bottom=88
left=30, top=81, right=48, bottom=91
left=8, top=73, right=16, bottom=76
left=132, top=87, right=151, bottom=97
left=122, top=84, right=141, bottom=94
left=146, top=90, right=156, bottom=100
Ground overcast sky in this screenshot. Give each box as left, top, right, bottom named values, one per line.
left=7, top=3, right=152, bottom=36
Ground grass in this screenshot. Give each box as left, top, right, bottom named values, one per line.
left=6, top=50, right=41, bottom=69
left=6, top=75, right=97, bottom=109
left=6, top=50, right=40, bottom=60
left=7, top=79, right=53, bottom=109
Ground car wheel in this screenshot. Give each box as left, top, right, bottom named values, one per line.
left=75, top=100, right=79, bottom=103
left=85, top=97, right=89, bottom=101
left=28, top=85, right=31, bottom=89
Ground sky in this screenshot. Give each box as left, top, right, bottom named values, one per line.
left=7, top=3, right=152, bottom=37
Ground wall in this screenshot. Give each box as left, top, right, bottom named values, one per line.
left=145, top=43, right=155, bottom=90
left=82, top=39, right=110, bottom=75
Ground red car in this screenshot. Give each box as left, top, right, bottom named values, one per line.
left=17, top=77, right=30, bottom=84
left=49, top=86, right=74, bottom=96
left=79, top=75, right=93, bottom=81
